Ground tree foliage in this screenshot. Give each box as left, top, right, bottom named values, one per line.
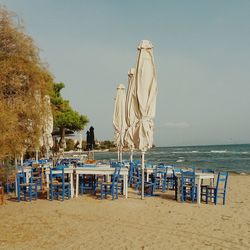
left=0, top=7, right=53, bottom=160
left=51, top=82, right=89, bottom=148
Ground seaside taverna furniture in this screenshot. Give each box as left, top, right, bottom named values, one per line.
left=202, top=172, right=229, bottom=205
left=16, top=172, right=38, bottom=202
left=100, top=163, right=121, bottom=200
left=49, top=167, right=71, bottom=201
left=180, top=170, right=196, bottom=203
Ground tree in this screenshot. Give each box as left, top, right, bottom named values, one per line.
left=51, top=82, right=89, bottom=148
left=0, top=7, right=53, bottom=161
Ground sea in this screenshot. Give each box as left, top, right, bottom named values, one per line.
left=94, top=144, right=250, bottom=174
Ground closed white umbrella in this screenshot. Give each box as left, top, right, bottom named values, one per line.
left=78, top=132, right=82, bottom=151
left=41, top=95, right=54, bottom=159
left=133, top=40, right=157, bottom=199
left=125, top=68, right=137, bottom=162
left=113, top=84, right=127, bottom=162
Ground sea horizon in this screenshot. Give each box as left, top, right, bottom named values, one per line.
left=94, top=143, right=250, bottom=174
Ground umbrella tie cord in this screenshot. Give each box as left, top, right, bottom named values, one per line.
left=139, top=117, right=153, bottom=127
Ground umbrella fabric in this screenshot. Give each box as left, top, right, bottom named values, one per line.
left=113, top=84, right=127, bottom=161
left=38, top=95, right=54, bottom=156
left=132, top=40, right=157, bottom=199
left=78, top=132, right=82, bottom=150
left=125, top=68, right=137, bottom=150
left=42, top=95, right=54, bottom=149
left=133, top=40, right=157, bottom=152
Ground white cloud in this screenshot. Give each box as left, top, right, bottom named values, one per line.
left=161, top=122, right=191, bottom=129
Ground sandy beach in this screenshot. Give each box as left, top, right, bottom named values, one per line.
left=0, top=174, right=249, bottom=250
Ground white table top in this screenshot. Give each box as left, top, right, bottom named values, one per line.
left=75, top=166, right=128, bottom=175
left=175, top=172, right=214, bottom=179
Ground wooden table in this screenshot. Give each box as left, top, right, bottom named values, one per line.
left=75, top=166, right=129, bottom=198
left=175, top=172, right=215, bottom=204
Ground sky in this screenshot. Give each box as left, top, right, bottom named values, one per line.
left=1, top=0, right=250, bottom=147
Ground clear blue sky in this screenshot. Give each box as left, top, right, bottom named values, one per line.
left=1, top=0, right=250, bottom=146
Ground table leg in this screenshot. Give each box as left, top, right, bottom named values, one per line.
left=177, top=177, right=181, bottom=201
left=197, top=178, right=201, bottom=204
left=70, top=173, right=74, bottom=198
left=15, top=175, right=18, bottom=197
left=46, top=173, right=49, bottom=200
left=123, top=174, right=128, bottom=198
left=76, top=173, right=79, bottom=198
left=125, top=175, right=128, bottom=199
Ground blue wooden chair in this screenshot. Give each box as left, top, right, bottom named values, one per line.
left=79, top=174, right=96, bottom=195
left=133, top=166, right=155, bottom=197
left=180, top=170, right=196, bottom=203
left=32, top=166, right=43, bottom=191
left=152, top=165, right=166, bottom=191
left=49, top=167, right=71, bottom=201
left=160, top=165, right=175, bottom=192
left=16, top=172, right=38, bottom=202
left=100, top=163, right=121, bottom=200
left=172, top=168, right=181, bottom=200
left=128, top=161, right=136, bottom=186
left=204, top=172, right=229, bottom=205
left=129, top=162, right=141, bottom=189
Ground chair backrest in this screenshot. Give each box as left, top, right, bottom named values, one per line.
left=153, top=165, right=166, bottom=178
left=16, top=172, right=26, bottom=185
left=50, top=167, right=65, bottom=184
left=216, top=172, right=229, bottom=192
left=181, top=170, right=195, bottom=186
left=112, top=163, right=121, bottom=185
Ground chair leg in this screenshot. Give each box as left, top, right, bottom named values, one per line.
left=17, top=185, right=20, bottom=202
left=35, top=184, right=38, bottom=200
left=116, top=185, right=119, bottom=199
left=24, top=188, right=27, bottom=201
left=62, top=186, right=65, bottom=202
left=206, top=187, right=209, bottom=204
left=100, top=184, right=103, bottom=199
left=50, top=186, right=53, bottom=201
left=111, top=186, right=114, bottom=200
left=29, top=186, right=32, bottom=202
left=223, top=192, right=226, bottom=205
left=214, top=191, right=217, bottom=205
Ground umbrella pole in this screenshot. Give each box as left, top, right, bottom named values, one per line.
left=117, top=149, right=120, bottom=162
left=130, top=149, right=133, bottom=162
left=46, top=148, right=49, bottom=159
left=141, top=151, right=145, bottom=200
left=120, top=147, right=123, bottom=163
